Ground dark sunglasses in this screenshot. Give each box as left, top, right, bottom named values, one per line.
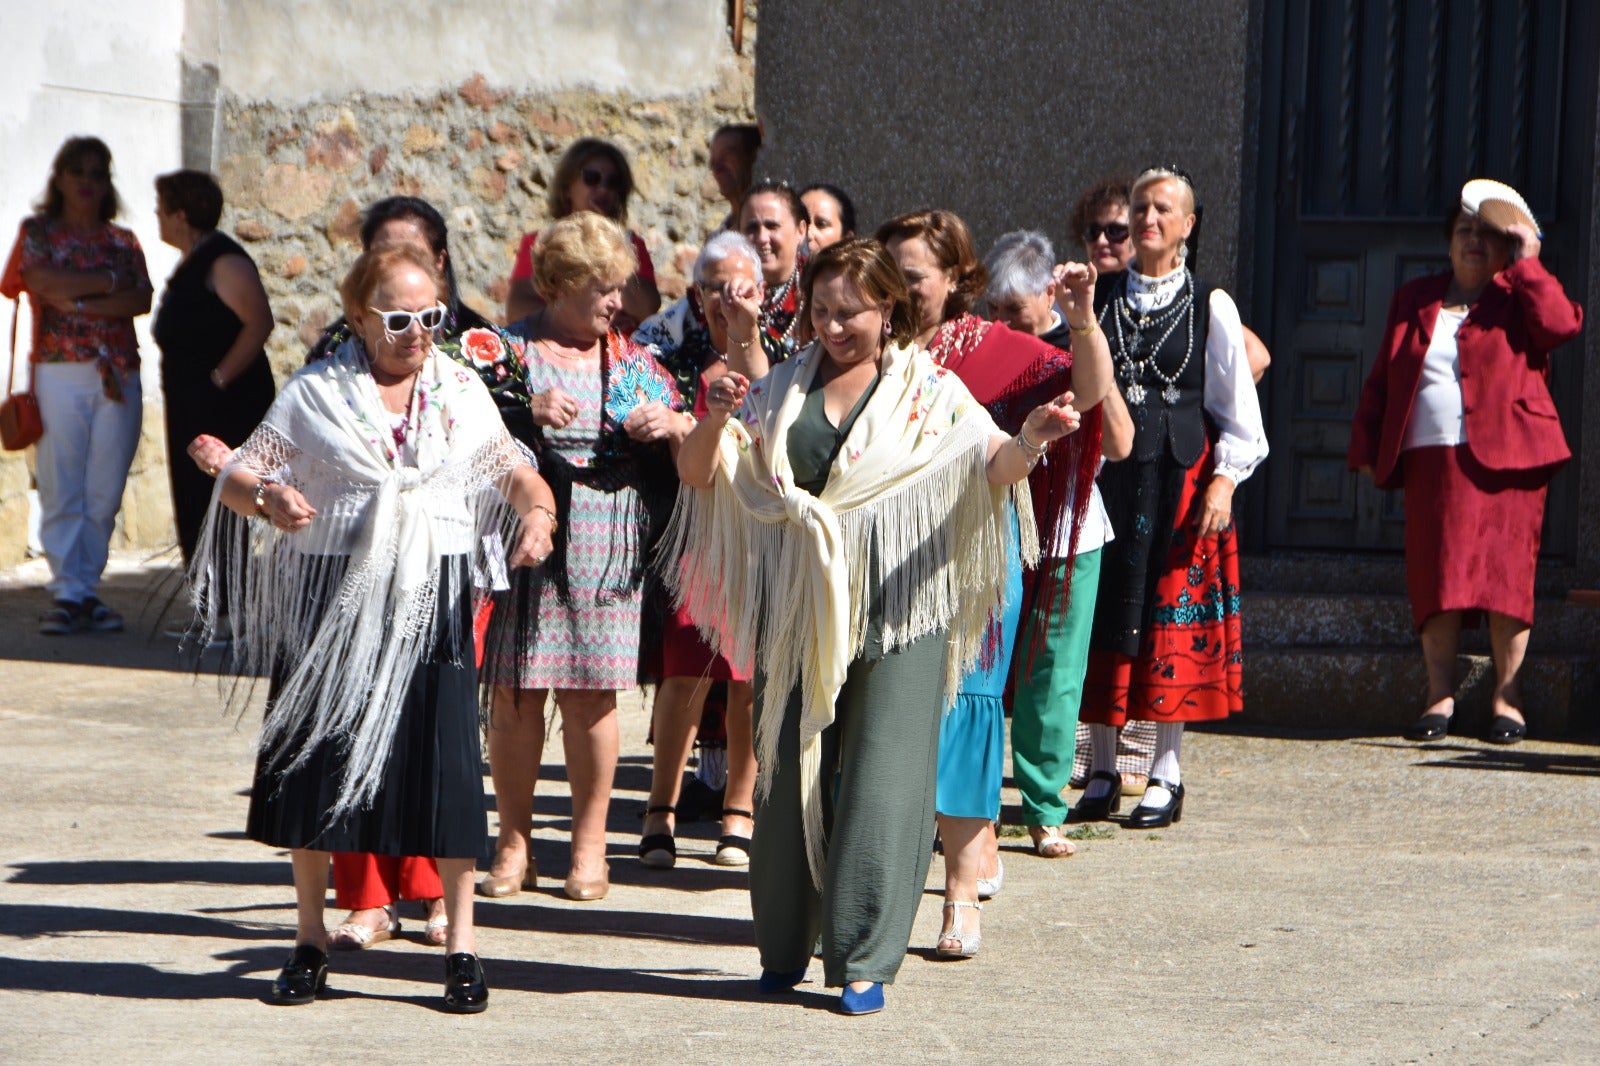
left=1083, top=222, right=1131, bottom=243
left=581, top=167, right=625, bottom=193
left=370, top=304, right=446, bottom=333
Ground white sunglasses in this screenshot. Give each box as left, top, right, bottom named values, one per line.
left=370, top=304, right=446, bottom=334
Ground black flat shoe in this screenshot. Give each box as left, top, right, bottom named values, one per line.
left=1486, top=715, right=1527, bottom=745
left=443, top=952, right=489, bottom=1014
left=1066, top=771, right=1122, bottom=823
left=270, top=944, right=328, bottom=1005
left=1405, top=713, right=1451, bottom=741
left=1123, top=778, right=1184, bottom=829
left=639, top=804, right=676, bottom=869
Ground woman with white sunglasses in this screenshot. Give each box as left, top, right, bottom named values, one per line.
left=504, top=138, right=661, bottom=332
left=190, top=243, right=557, bottom=1012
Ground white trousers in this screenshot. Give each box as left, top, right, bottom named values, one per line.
left=33, top=362, right=142, bottom=603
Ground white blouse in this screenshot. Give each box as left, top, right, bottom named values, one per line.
left=1122, top=267, right=1270, bottom=485
left=1402, top=308, right=1468, bottom=450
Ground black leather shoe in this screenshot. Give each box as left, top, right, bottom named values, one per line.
left=1405, top=713, right=1451, bottom=741
left=1123, top=778, right=1184, bottom=829
left=1486, top=715, right=1527, bottom=745
left=1066, top=771, right=1122, bottom=823
left=444, top=952, right=489, bottom=1014
left=270, top=944, right=328, bottom=1005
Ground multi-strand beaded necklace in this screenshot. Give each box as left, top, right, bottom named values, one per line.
left=1101, top=269, right=1196, bottom=407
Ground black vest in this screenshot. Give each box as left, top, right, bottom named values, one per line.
left=1095, top=272, right=1213, bottom=467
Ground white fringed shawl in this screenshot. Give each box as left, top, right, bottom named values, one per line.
left=662, top=341, right=1039, bottom=886
left=190, top=338, right=531, bottom=820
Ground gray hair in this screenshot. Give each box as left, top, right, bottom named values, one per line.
left=694, top=230, right=762, bottom=288
left=984, top=229, right=1056, bottom=302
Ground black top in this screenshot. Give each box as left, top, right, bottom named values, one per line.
left=152, top=232, right=271, bottom=393
left=1095, top=271, right=1214, bottom=467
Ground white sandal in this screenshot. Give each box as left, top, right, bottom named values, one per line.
left=423, top=899, right=449, bottom=946
left=976, top=858, right=1005, bottom=901
left=1029, top=825, right=1077, bottom=859
left=328, top=904, right=399, bottom=950
left=935, top=901, right=982, bottom=959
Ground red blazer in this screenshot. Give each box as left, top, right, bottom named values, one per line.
left=1348, top=257, right=1582, bottom=489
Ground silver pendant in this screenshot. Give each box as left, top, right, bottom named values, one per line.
left=1161, top=384, right=1181, bottom=405
left=1126, top=382, right=1147, bottom=406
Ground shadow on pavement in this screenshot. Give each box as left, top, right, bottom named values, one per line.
left=0, top=903, right=285, bottom=941
left=476, top=901, right=751, bottom=945
left=6, top=859, right=289, bottom=887
left=1354, top=740, right=1600, bottom=776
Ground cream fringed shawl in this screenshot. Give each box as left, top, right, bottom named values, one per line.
left=662, top=341, right=1039, bottom=886
left=189, top=338, right=531, bottom=821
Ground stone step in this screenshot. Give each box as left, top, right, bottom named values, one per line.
left=1242, top=592, right=1600, bottom=655
left=1241, top=646, right=1598, bottom=737
left=1241, top=552, right=1583, bottom=599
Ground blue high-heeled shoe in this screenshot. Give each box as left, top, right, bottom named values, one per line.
left=758, top=967, right=807, bottom=994
left=838, top=981, right=884, bottom=1015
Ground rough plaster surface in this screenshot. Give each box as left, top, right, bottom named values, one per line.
left=217, top=0, right=728, bottom=104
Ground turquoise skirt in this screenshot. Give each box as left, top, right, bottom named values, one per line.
left=935, top=511, right=1022, bottom=820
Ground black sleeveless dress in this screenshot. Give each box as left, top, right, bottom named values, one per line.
left=152, top=232, right=275, bottom=562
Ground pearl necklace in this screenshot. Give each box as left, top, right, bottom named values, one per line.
left=1103, top=269, right=1195, bottom=407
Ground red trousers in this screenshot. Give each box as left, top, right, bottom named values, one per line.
left=331, top=852, right=443, bottom=910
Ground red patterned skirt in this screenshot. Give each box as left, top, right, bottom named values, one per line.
left=1081, top=447, right=1244, bottom=726
left=1401, top=444, right=1547, bottom=631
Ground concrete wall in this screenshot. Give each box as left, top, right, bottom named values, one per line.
left=0, top=0, right=756, bottom=568
left=754, top=0, right=1254, bottom=296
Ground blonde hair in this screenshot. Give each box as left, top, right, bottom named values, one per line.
left=339, top=244, right=443, bottom=325
left=530, top=213, right=636, bottom=302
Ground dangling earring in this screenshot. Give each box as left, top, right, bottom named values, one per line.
left=882, top=320, right=893, bottom=337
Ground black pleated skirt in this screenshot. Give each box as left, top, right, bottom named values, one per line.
left=245, top=557, right=485, bottom=858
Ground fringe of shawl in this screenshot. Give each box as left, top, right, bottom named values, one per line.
left=191, top=426, right=527, bottom=825
left=661, top=411, right=1031, bottom=888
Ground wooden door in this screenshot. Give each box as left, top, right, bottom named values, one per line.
left=1252, top=0, right=1596, bottom=555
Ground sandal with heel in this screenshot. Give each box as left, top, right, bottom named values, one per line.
left=639, top=804, right=677, bottom=869
left=935, top=901, right=983, bottom=959
left=713, top=806, right=753, bottom=866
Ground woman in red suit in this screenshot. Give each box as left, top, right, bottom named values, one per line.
left=1349, top=180, right=1582, bottom=745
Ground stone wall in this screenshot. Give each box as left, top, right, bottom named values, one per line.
left=215, top=4, right=757, bottom=379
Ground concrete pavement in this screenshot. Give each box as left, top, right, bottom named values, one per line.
left=1, top=555, right=1597, bottom=1065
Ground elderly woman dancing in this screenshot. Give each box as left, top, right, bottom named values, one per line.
left=1350, top=180, right=1581, bottom=745
left=668, top=238, right=1080, bottom=1015
left=1073, top=165, right=1268, bottom=829
left=191, top=243, right=556, bottom=1012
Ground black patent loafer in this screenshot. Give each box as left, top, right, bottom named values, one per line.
left=1405, top=713, right=1451, bottom=741
left=1486, top=715, right=1527, bottom=745
left=1066, top=771, right=1123, bottom=823
left=270, top=944, right=328, bottom=1005
left=444, top=952, right=489, bottom=1014
left=1123, top=778, right=1184, bottom=829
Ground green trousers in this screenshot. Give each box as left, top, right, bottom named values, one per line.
left=749, top=629, right=946, bottom=987
left=1011, top=548, right=1102, bottom=826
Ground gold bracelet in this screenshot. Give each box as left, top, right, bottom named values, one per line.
left=530, top=503, right=560, bottom=533
left=1069, top=318, right=1097, bottom=337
